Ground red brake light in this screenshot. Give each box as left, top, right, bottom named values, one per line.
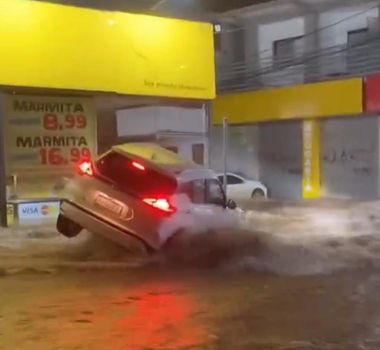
left=143, top=198, right=176, bottom=214
left=78, top=161, right=93, bottom=176
left=132, top=161, right=145, bottom=171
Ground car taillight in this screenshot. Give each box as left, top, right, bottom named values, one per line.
left=143, top=198, right=176, bottom=214
left=78, top=161, right=93, bottom=176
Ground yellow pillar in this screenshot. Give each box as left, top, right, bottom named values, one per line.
left=302, top=119, right=321, bottom=199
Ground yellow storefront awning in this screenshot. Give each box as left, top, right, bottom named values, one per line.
left=213, top=78, right=363, bottom=124
left=0, top=0, right=215, bottom=99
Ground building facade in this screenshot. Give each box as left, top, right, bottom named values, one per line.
left=213, top=0, right=380, bottom=199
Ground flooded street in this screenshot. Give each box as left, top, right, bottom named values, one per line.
left=2, top=268, right=380, bottom=350
left=2, top=201, right=380, bottom=349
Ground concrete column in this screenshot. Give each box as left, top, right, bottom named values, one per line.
left=243, top=21, right=259, bottom=86
left=303, top=12, right=320, bottom=81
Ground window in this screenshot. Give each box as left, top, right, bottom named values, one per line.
left=192, top=143, right=204, bottom=165
left=192, top=179, right=206, bottom=204
left=273, top=36, right=303, bottom=67
left=165, top=146, right=178, bottom=154
left=206, top=179, right=225, bottom=207
left=227, top=175, right=243, bottom=185
left=217, top=175, right=244, bottom=185
left=95, top=152, right=177, bottom=197
left=180, top=179, right=225, bottom=207
left=348, top=28, right=369, bottom=46
left=347, top=28, right=369, bottom=73
left=178, top=179, right=206, bottom=204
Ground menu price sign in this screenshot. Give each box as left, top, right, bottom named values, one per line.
left=5, top=95, right=97, bottom=173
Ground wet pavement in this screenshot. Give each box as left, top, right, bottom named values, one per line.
left=2, top=200, right=380, bottom=349
left=2, top=268, right=380, bottom=350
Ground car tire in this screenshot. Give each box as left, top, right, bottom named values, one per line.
left=56, top=214, right=82, bottom=238
left=251, top=189, right=265, bottom=200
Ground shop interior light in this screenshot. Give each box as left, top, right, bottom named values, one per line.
left=132, top=161, right=145, bottom=171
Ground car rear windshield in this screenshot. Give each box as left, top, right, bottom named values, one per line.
left=95, top=151, right=177, bottom=197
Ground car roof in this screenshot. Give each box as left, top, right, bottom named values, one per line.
left=112, top=143, right=215, bottom=180
left=216, top=172, right=243, bottom=178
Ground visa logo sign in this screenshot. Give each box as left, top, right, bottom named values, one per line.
left=22, top=207, right=39, bottom=215
left=18, top=201, right=60, bottom=222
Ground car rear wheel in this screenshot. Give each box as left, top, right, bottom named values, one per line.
left=252, top=189, right=265, bottom=200
left=56, top=214, right=82, bottom=238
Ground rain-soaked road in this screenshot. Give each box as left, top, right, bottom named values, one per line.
left=2, top=200, right=380, bottom=350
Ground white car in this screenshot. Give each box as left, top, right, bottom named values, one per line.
left=217, top=173, right=268, bottom=202
left=57, top=143, right=241, bottom=253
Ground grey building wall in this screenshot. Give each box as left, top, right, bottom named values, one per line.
left=210, top=124, right=260, bottom=180
left=258, top=121, right=302, bottom=199
left=321, top=116, right=379, bottom=199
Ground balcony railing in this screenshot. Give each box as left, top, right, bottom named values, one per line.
left=217, top=35, right=380, bottom=93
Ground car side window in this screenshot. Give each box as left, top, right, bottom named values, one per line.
left=190, top=180, right=206, bottom=204
left=227, top=175, right=244, bottom=185
left=206, top=179, right=225, bottom=207
left=178, top=180, right=206, bottom=204
left=180, top=179, right=225, bottom=207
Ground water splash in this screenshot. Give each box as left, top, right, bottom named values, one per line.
left=2, top=201, right=380, bottom=276
left=162, top=201, right=380, bottom=275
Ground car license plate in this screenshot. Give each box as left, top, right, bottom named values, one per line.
left=94, top=194, right=123, bottom=215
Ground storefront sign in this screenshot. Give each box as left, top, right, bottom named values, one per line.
left=0, top=0, right=215, bottom=99
left=18, top=201, right=60, bottom=221
left=5, top=95, right=97, bottom=173
left=303, top=120, right=320, bottom=199
left=213, top=78, right=362, bottom=124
